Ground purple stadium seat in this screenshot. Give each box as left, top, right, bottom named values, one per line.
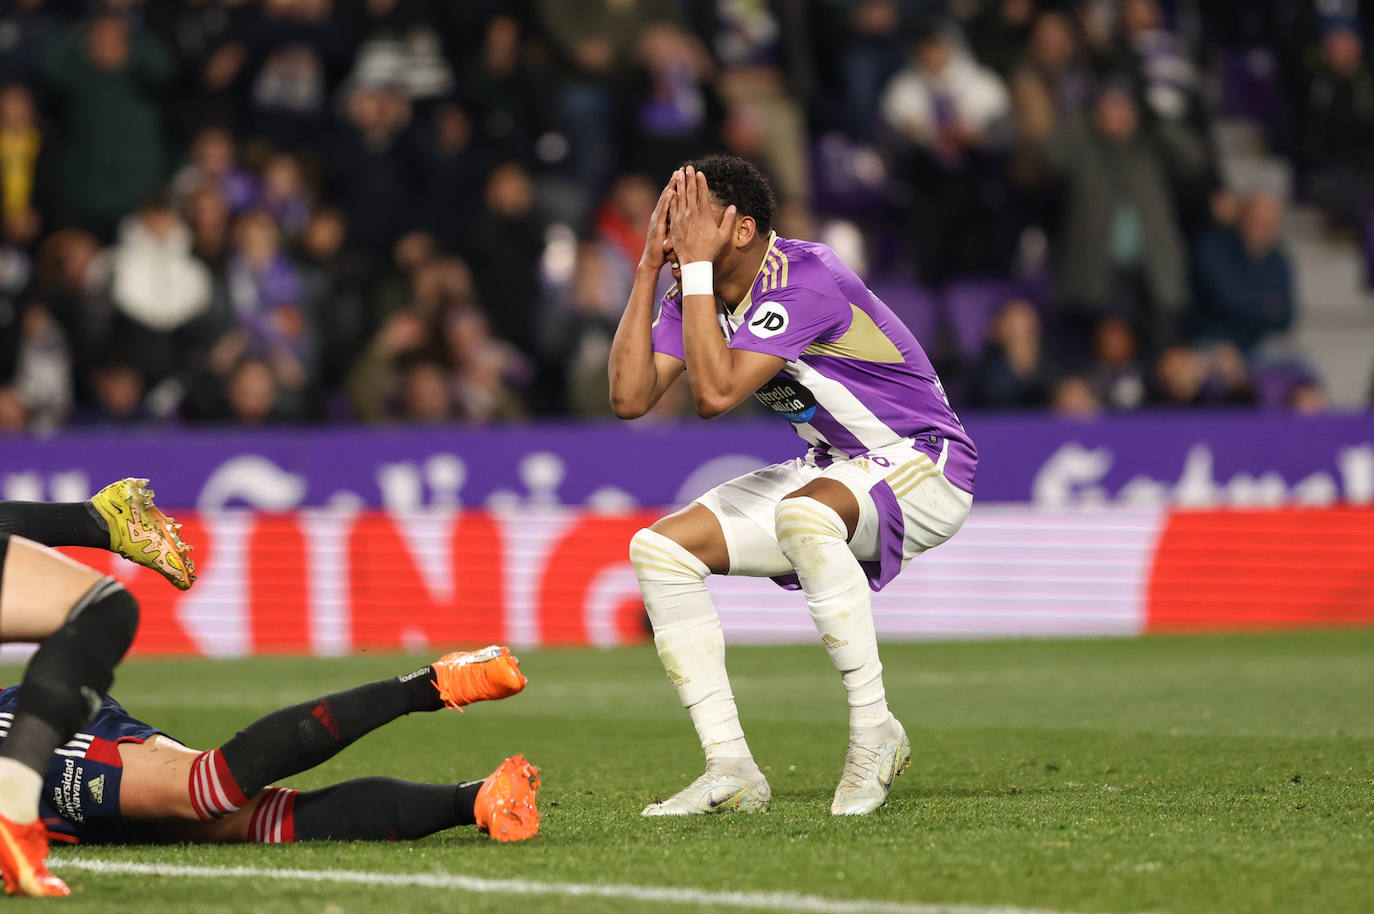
left=1251, top=363, right=1314, bottom=409
left=1219, top=48, right=1283, bottom=134
left=810, top=133, right=890, bottom=218
left=867, top=275, right=939, bottom=346
left=941, top=280, right=1024, bottom=364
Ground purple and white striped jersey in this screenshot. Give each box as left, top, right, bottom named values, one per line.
left=652, top=233, right=977, bottom=494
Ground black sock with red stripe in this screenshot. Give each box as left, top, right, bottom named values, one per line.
left=192, top=670, right=445, bottom=819
left=264, top=778, right=480, bottom=842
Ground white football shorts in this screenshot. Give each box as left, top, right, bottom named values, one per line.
left=696, top=438, right=973, bottom=591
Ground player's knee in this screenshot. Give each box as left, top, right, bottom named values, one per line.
left=40, top=578, right=140, bottom=701
left=73, top=578, right=139, bottom=638
left=774, top=496, right=847, bottom=556
left=629, top=528, right=708, bottom=584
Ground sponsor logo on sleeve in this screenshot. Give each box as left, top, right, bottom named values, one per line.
left=747, top=302, right=790, bottom=338
left=753, top=377, right=817, bottom=423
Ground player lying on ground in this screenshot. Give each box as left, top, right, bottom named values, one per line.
left=609, top=156, right=979, bottom=816
left=0, top=478, right=193, bottom=895
left=0, top=482, right=540, bottom=896
left=13, top=643, right=539, bottom=850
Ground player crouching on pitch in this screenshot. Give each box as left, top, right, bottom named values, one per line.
left=0, top=480, right=539, bottom=896
left=609, top=157, right=977, bottom=817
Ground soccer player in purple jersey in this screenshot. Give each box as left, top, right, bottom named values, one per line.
left=609, top=155, right=978, bottom=816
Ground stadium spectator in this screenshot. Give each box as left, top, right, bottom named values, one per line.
left=0, top=219, right=30, bottom=329
left=41, top=15, right=173, bottom=238
left=1115, top=0, right=1200, bottom=123
left=326, top=83, right=417, bottom=257
left=7, top=301, right=70, bottom=431
left=456, top=14, right=547, bottom=162
left=1298, top=20, right=1374, bottom=237
left=257, top=150, right=313, bottom=238
left=1051, top=374, right=1102, bottom=417
left=75, top=360, right=151, bottom=426
left=1085, top=316, right=1148, bottom=411
left=0, top=386, right=23, bottom=432
left=143, top=0, right=248, bottom=140
left=371, top=230, right=441, bottom=321
left=296, top=207, right=369, bottom=396
left=218, top=209, right=314, bottom=414
left=29, top=228, right=101, bottom=365
left=342, top=0, right=455, bottom=105
left=186, top=185, right=233, bottom=273
left=467, top=162, right=546, bottom=355
left=968, top=297, right=1058, bottom=409
left=622, top=23, right=720, bottom=184
left=0, top=0, right=64, bottom=85
left=821, top=0, right=922, bottom=138
left=221, top=354, right=286, bottom=425
left=539, top=0, right=681, bottom=194
left=415, top=101, right=488, bottom=246
left=1008, top=10, right=1094, bottom=144
left=880, top=29, right=1011, bottom=173
left=443, top=305, right=530, bottom=423
left=170, top=126, right=261, bottom=214
left=239, top=0, right=344, bottom=149
left=1191, top=191, right=1296, bottom=355
left=347, top=307, right=428, bottom=422
left=102, top=195, right=217, bottom=387
left=0, top=84, right=51, bottom=250
left=592, top=174, right=658, bottom=308
left=697, top=0, right=813, bottom=204
left=1041, top=80, right=1207, bottom=355
left=1286, top=378, right=1329, bottom=414
left=550, top=240, right=625, bottom=417
left=959, top=0, right=1038, bottom=79
left=1151, top=342, right=1255, bottom=407
left=880, top=27, right=1014, bottom=279
left=398, top=354, right=458, bottom=423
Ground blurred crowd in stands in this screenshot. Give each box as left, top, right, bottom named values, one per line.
left=0, top=0, right=1366, bottom=431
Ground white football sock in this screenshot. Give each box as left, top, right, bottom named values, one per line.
left=775, top=496, right=891, bottom=735
left=630, top=528, right=755, bottom=767
left=0, top=757, right=42, bottom=823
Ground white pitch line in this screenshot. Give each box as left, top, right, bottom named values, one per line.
left=52, top=858, right=1102, bottom=914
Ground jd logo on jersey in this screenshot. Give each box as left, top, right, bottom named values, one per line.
left=747, top=302, right=789, bottom=338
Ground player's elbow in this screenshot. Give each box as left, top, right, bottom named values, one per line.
left=609, top=395, right=649, bottom=420
left=694, top=394, right=733, bottom=420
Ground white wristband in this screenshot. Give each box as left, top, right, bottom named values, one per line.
left=680, top=261, right=713, bottom=298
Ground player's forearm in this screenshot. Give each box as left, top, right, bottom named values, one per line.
left=608, top=265, right=662, bottom=418
left=681, top=297, right=746, bottom=419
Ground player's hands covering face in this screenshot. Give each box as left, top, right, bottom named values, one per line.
left=639, top=179, right=676, bottom=272
left=667, top=166, right=737, bottom=270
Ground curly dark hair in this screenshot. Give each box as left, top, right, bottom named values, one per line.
left=683, top=154, right=776, bottom=236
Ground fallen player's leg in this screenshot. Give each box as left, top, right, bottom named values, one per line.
left=0, top=478, right=196, bottom=590
left=0, top=534, right=142, bottom=895
left=109, top=646, right=538, bottom=844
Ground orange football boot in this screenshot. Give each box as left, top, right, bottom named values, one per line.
left=432, top=645, right=527, bottom=709
left=0, top=814, right=69, bottom=897
left=474, top=754, right=541, bottom=842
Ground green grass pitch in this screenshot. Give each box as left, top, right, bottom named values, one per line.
left=8, top=629, right=1372, bottom=914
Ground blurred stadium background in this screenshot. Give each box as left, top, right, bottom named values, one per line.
left=0, top=0, right=1370, bottom=652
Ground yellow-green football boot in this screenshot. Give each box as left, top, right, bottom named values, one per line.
left=89, top=478, right=196, bottom=590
